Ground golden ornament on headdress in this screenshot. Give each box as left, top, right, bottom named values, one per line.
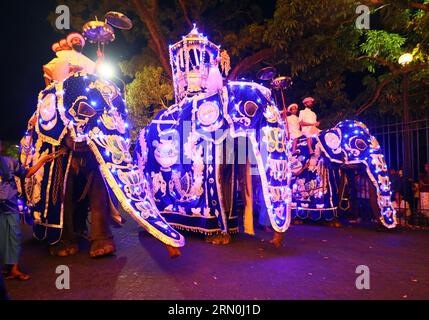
left=220, top=50, right=231, bottom=76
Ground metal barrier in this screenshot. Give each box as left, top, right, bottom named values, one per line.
left=362, top=119, right=429, bottom=227
left=369, top=119, right=429, bottom=180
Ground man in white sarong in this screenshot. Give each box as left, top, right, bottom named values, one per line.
left=285, top=103, right=302, bottom=155
left=299, top=97, right=320, bottom=154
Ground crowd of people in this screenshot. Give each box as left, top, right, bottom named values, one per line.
left=389, top=164, right=429, bottom=223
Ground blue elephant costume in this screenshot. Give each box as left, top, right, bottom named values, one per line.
left=136, top=26, right=396, bottom=236
left=20, top=73, right=185, bottom=255
left=289, top=120, right=397, bottom=228
left=289, top=134, right=341, bottom=221
left=135, top=26, right=292, bottom=239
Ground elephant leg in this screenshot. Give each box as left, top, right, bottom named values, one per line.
left=88, top=169, right=115, bottom=258
left=205, top=233, right=232, bottom=245
left=270, top=231, right=285, bottom=248
left=49, top=166, right=79, bottom=257
left=73, top=173, right=90, bottom=237
left=242, top=161, right=255, bottom=235
left=165, top=245, right=181, bottom=258
left=205, top=162, right=233, bottom=245
left=369, top=182, right=381, bottom=221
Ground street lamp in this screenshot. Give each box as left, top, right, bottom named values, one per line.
left=398, top=53, right=413, bottom=184
left=398, top=53, right=413, bottom=66
left=398, top=53, right=413, bottom=127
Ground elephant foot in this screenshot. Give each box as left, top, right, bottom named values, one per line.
left=269, top=232, right=285, bottom=248
left=325, top=220, right=342, bottom=228
left=49, top=240, right=79, bottom=257
left=333, top=221, right=342, bottom=228
left=206, top=233, right=232, bottom=245
left=90, top=239, right=116, bottom=258
left=165, top=245, right=181, bottom=259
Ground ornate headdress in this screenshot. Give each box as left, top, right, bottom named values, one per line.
left=169, top=25, right=223, bottom=103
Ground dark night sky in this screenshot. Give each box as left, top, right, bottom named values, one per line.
left=0, top=0, right=136, bottom=141
left=1, top=1, right=57, bottom=141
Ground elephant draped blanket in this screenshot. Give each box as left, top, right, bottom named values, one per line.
left=290, top=136, right=341, bottom=221
left=20, top=73, right=184, bottom=247
left=136, top=82, right=292, bottom=235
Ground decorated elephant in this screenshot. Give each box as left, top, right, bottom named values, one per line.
left=135, top=26, right=292, bottom=247
left=289, top=120, right=397, bottom=228
left=20, top=72, right=184, bottom=257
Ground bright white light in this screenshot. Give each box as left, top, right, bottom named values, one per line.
left=398, top=53, right=413, bottom=66
left=98, top=63, right=115, bottom=79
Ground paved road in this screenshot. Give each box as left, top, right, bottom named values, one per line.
left=5, top=220, right=429, bottom=300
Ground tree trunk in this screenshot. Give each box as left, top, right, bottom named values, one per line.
left=410, top=2, right=429, bottom=11
left=177, top=0, right=193, bottom=28
left=355, top=64, right=422, bottom=115
left=361, top=0, right=429, bottom=11
left=132, top=0, right=172, bottom=77
left=228, top=48, right=276, bottom=80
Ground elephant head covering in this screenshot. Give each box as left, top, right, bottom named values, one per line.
left=21, top=72, right=185, bottom=248
left=169, top=24, right=225, bottom=103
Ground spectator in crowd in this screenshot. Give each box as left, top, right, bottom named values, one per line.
left=355, top=174, right=372, bottom=223
left=400, top=169, right=415, bottom=219
left=390, top=168, right=414, bottom=224
left=419, top=163, right=429, bottom=218
left=0, top=139, right=61, bottom=281
left=412, top=182, right=420, bottom=214
left=390, top=168, right=401, bottom=203
left=347, top=170, right=379, bottom=226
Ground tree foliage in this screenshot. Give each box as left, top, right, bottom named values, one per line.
left=2, top=141, right=19, bottom=159
left=354, top=1, right=429, bottom=120
left=360, top=30, right=406, bottom=72
left=50, top=0, right=429, bottom=129
left=124, top=66, right=173, bottom=138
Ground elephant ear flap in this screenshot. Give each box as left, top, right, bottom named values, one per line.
left=77, top=102, right=97, bottom=118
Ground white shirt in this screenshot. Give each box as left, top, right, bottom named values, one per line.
left=299, top=107, right=319, bottom=137
left=43, top=50, right=96, bottom=83
left=286, top=114, right=301, bottom=139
